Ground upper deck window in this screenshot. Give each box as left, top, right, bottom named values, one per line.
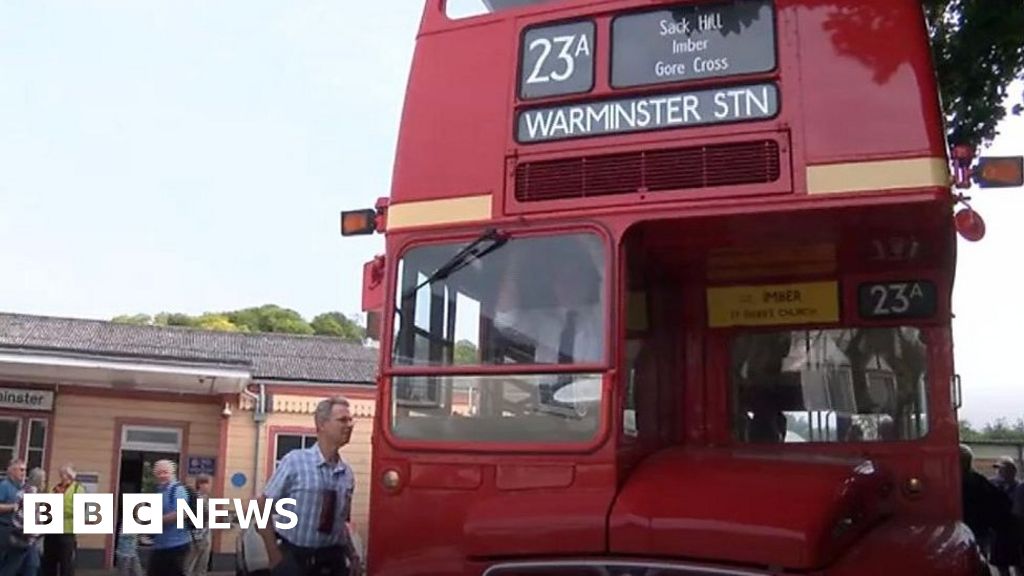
left=393, top=232, right=606, bottom=368
left=446, top=0, right=562, bottom=20
left=731, top=328, right=929, bottom=444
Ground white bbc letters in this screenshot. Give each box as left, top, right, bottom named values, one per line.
left=73, top=493, right=114, bottom=535
left=24, top=493, right=64, bottom=534
left=122, top=494, right=162, bottom=534
left=208, top=498, right=231, bottom=529
left=22, top=493, right=296, bottom=535
left=176, top=496, right=203, bottom=530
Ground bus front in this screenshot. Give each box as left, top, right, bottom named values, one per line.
left=354, top=0, right=984, bottom=574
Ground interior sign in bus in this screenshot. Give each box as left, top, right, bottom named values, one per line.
left=516, top=0, right=777, bottom=143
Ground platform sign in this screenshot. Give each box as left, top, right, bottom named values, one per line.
left=707, top=281, right=839, bottom=327
left=0, top=388, right=54, bottom=411
left=76, top=472, right=99, bottom=493
left=186, top=456, right=216, bottom=477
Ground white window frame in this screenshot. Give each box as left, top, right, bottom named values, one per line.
left=273, top=433, right=317, bottom=469
left=25, top=418, right=47, bottom=471
left=121, top=425, right=183, bottom=453
left=0, top=418, right=23, bottom=475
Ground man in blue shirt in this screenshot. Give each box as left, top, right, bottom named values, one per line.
left=148, top=460, right=191, bottom=576
left=259, top=396, right=361, bottom=576
left=0, top=459, right=28, bottom=576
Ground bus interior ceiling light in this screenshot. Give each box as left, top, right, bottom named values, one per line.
left=341, top=209, right=378, bottom=236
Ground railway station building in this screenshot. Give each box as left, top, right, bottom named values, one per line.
left=0, top=312, right=378, bottom=569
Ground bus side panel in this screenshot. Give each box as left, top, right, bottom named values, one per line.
left=793, top=0, right=946, bottom=164
left=390, top=19, right=516, bottom=205
left=368, top=453, right=617, bottom=575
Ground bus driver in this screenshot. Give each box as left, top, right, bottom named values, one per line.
left=490, top=236, right=605, bottom=366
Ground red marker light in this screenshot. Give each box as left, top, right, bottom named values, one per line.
left=954, top=208, right=986, bottom=242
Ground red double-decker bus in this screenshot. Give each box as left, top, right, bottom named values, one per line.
left=342, top=0, right=1017, bottom=574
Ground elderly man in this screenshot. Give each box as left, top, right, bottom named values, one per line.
left=989, top=456, right=1024, bottom=576
left=992, top=456, right=1020, bottom=495
left=259, top=396, right=362, bottom=576
left=0, top=459, right=28, bottom=576
left=149, top=460, right=191, bottom=576
left=961, top=446, right=1013, bottom=563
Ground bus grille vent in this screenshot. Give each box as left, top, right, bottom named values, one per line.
left=514, top=140, right=781, bottom=202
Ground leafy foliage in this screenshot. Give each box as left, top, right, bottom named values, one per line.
left=925, top=0, right=1024, bottom=148
left=111, top=314, right=153, bottom=325
left=454, top=339, right=479, bottom=365
left=311, top=312, right=366, bottom=341
left=112, top=305, right=365, bottom=342
left=960, top=418, right=1024, bottom=442
left=227, top=305, right=314, bottom=335
left=960, top=419, right=985, bottom=441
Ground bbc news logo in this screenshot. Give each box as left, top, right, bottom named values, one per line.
left=24, top=494, right=298, bottom=535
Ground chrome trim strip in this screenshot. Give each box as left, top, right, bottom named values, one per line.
left=481, top=558, right=769, bottom=576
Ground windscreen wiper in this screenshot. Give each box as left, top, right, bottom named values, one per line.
left=401, top=228, right=508, bottom=301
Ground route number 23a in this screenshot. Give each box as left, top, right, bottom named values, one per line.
left=870, top=283, right=916, bottom=315
left=859, top=280, right=936, bottom=320
left=525, top=34, right=592, bottom=84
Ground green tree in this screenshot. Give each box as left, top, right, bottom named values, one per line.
left=311, top=312, right=365, bottom=342
left=925, top=0, right=1024, bottom=148
left=195, top=313, right=243, bottom=332
left=959, top=418, right=1024, bottom=442
left=112, top=314, right=153, bottom=325
left=227, top=305, right=314, bottom=335
left=959, top=419, right=984, bottom=441
left=154, top=313, right=199, bottom=328
left=111, top=305, right=364, bottom=337
left=981, top=418, right=1024, bottom=442
left=454, top=339, right=478, bottom=365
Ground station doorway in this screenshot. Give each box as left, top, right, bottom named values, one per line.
left=114, top=425, right=183, bottom=560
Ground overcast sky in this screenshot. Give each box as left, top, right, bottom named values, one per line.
left=1, top=2, right=1021, bottom=427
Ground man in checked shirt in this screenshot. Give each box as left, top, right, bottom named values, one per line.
left=259, top=396, right=362, bottom=576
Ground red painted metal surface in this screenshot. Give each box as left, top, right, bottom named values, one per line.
left=390, top=0, right=947, bottom=209
left=356, top=0, right=974, bottom=574
left=608, top=448, right=895, bottom=569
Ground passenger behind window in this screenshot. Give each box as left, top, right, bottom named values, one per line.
left=736, top=335, right=789, bottom=443
left=746, top=394, right=787, bottom=444
left=877, top=416, right=898, bottom=441
left=491, top=238, right=604, bottom=366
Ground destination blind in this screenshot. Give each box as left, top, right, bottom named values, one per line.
left=612, top=0, right=776, bottom=88
left=516, top=83, right=778, bottom=143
